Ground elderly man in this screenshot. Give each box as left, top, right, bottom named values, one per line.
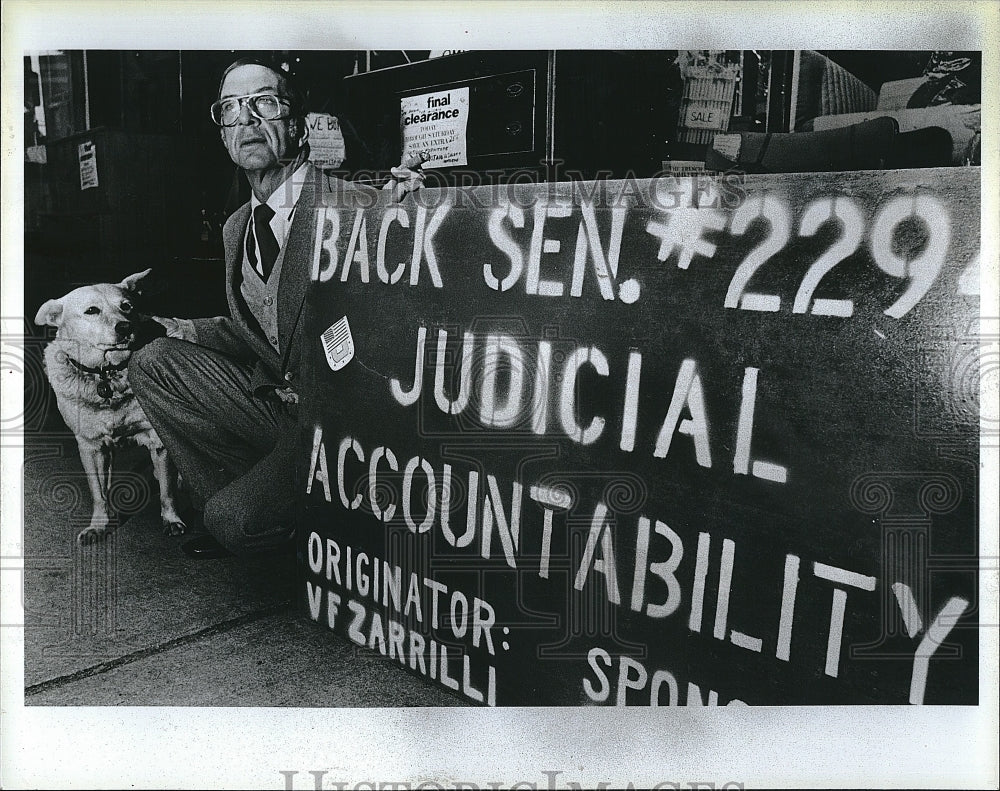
left=131, top=57, right=419, bottom=558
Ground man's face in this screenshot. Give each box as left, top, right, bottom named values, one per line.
left=218, top=64, right=299, bottom=172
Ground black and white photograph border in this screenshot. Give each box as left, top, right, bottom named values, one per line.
left=2, top=0, right=998, bottom=789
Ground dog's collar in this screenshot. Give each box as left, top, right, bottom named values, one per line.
left=64, top=355, right=129, bottom=377
left=63, top=354, right=129, bottom=401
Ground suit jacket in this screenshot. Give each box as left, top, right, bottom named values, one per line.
left=190, top=162, right=378, bottom=397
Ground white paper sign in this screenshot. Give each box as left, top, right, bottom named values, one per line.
left=306, top=112, right=346, bottom=169
left=683, top=101, right=727, bottom=130
left=400, top=86, right=470, bottom=168
left=78, top=140, right=98, bottom=190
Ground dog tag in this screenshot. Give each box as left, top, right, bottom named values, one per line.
left=321, top=316, right=354, bottom=371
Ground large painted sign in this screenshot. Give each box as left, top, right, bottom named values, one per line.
left=298, top=168, right=980, bottom=705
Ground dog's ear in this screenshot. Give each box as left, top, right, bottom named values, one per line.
left=34, top=299, right=64, bottom=327
left=119, top=268, right=153, bottom=294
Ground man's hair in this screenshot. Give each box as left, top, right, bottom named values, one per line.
left=218, top=56, right=306, bottom=120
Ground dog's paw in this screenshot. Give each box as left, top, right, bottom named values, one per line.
left=77, top=524, right=112, bottom=544
left=162, top=519, right=187, bottom=537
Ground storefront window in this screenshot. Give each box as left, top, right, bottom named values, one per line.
left=31, top=50, right=87, bottom=142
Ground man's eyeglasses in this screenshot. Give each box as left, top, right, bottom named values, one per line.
left=210, top=92, right=292, bottom=127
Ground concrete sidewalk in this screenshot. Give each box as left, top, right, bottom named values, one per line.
left=21, top=433, right=460, bottom=707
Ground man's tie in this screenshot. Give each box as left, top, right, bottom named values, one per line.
left=247, top=203, right=279, bottom=280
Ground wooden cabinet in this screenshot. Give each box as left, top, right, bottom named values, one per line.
left=342, top=51, right=677, bottom=185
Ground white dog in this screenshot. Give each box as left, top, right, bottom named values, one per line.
left=34, top=269, right=186, bottom=543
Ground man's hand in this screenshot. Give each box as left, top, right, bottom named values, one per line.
left=274, top=386, right=299, bottom=405
left=151, top=316, right=187, bottom=339
left=383, top=150, right=429, bottom=202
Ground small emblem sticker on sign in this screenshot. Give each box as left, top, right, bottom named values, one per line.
left=321, top=317, right=354, bottom=371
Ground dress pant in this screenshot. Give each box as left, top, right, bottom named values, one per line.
left=129, top=337, right=297, bottom=554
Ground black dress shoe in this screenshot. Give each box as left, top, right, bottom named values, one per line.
left=181, top=534, right=232, bottom=559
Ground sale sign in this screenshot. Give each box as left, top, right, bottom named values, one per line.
left=400, top=87, right=470, bottom=168
left=297, top=168, right=980, bottom=705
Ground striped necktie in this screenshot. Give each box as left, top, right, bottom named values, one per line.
left=246, top=203, right=279, bottom=280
